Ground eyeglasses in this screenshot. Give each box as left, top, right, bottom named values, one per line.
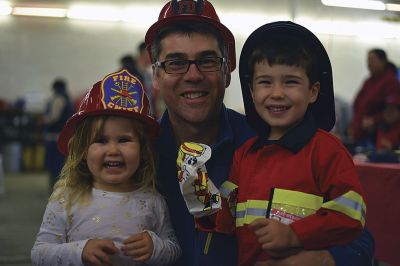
left=155, top=57, right=225, bottom=74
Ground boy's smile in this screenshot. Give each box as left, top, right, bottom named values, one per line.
left=251, top=61, right=319, bottom=140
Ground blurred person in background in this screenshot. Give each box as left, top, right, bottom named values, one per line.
left=42, top=78, right=74, bottom=192
left=349, top=49, right=400, bottom=152
left=119, top=43, right=163, bottom=117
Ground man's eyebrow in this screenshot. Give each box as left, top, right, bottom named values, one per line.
left=164, top=53, right=186, bottom=60
left=163, top=50, right=221, bottom=60
left=197, top=50, right=220, bottom=57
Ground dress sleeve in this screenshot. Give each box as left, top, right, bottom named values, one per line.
left=31, top=201, right=88, bottom=266
left=146, top=195, right=181, bottom=265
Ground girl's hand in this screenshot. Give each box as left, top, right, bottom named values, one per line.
left=82, top=239, right=119, bottom=266
left=249, top=218, right=301, bottom=251
left=121, top=231, right=153, bottom=262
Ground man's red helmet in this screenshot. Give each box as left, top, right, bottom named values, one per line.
left=145, top=0, right=236, bottom=71
left=57, top=69, right=160, bottom=155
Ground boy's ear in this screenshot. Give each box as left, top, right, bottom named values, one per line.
left=309, top=81, right=320, bottom=103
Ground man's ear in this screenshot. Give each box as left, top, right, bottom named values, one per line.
left=224, top=62, right=231, bottom=88
left=152, top=64, right=159, bottom=89
left=225, top=72, right=231, bottom=88
left=309, top=81, right=320, bottom=103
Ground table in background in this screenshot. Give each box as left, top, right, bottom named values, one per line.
left=355, top=161, right=400, bottom=266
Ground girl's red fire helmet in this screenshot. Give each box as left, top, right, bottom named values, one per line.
left=57, top=69, right=160, bottom=155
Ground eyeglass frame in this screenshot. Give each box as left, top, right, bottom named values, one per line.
left=154, top=57, right=226, bottom=74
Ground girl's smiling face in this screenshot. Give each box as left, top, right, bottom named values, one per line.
left=86, top=116, right=141, bottom=192
left=251, top=61, right=319, bottom=140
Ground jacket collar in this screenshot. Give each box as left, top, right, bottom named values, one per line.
left=251, top=112, right=318, bottom=153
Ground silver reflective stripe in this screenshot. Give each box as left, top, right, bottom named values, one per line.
left=219, top=186, right=231, bottom=199
left=246, top=208, right=267, bottom=217
left=236, top=209, right=245, bottom=218
left=334, top=196, right=362, bottom=213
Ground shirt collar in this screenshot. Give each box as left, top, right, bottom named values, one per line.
left=251, top=112, right=317, bottom=153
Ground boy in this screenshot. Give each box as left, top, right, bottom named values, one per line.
left=177, top=21, right=366, bottom=265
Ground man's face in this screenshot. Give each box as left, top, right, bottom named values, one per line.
left=152, top=32, right=229, bottom=125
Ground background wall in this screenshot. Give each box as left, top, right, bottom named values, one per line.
left=1, top=0, right=400, bottom=113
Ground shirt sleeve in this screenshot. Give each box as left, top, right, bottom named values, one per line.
left=146, top=195, right=181, bottom=265
left=31, top=201, right=88, bottom=266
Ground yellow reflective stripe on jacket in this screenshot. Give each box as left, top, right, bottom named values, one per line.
left=220, top=181, right=238, bottom=199
left=273, top=188, right=323, bottom=211
left=236, top=200, right=268, bottom=227
left=321, top=190, right=366, bottom=226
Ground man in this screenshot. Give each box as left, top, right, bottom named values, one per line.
left=145, top=0, right=374, bottom=265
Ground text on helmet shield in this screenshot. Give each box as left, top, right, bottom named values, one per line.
left=101, top=69, right=145, bottom=113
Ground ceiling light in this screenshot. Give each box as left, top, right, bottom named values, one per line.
left=386, top=3, right=400, bottom=11
left=321, top=0, right=385, bottom=10
left=0, top=6, right=11, bottom=15
left=12, top=7, right=67, bottom=17
left=67, top=5, right=121, bottom=21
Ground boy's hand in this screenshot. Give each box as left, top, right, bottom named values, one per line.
left=121, top=231, right=153, bottom=262
left=249, top=218, right=301, bottom=251
left=82, top=239, right=119, bottom=266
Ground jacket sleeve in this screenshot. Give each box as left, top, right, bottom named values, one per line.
left=146, top=195, right=182, bottom=265
left=31, top=202, right=88, bottom=266
left=290, top=138, right=366, bottom=249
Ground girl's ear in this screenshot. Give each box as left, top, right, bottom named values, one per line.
left=309, top=81, right=320, bottom=103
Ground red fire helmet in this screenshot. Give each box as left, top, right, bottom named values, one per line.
left=145, top=0, right=236, bottom=71
left=57, top=69, right=160, bottom=155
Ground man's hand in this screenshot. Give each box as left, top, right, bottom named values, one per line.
left=82, top=239, right=119, bottom=266
left=121, top=231, right=153, bottom=262
left=249, top=218, right=301, bottom=251
left=254, top=250, right=336, bottom=266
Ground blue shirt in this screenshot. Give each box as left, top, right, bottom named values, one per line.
left=155, top=106, right=374, bottom=266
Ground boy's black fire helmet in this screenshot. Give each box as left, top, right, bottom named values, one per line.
left=239, top=21, right=335, bottom=134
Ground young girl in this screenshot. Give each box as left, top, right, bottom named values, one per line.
left=31, top=69, right=181, bottom=266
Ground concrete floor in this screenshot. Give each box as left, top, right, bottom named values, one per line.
left=0, top=172, right=49, bottom=266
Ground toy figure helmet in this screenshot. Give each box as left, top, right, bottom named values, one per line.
left=239, top=21, right=336, bottom=133
left=145, top=0, right=236, bottom=71
left=57, top=69, right=160, bottom=155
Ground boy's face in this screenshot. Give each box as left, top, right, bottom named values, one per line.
left=251, top=61, right=319, bottom=140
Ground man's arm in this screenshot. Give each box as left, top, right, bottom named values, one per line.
left=329, top=228, right=374, bottom=266
left=255, top=228, right=374, bottom=266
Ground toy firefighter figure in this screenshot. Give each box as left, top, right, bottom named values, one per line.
left=177, top=142, right=221, bottom=217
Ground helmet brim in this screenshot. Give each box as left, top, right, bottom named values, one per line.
left=57, top=109, right=160, bottom=156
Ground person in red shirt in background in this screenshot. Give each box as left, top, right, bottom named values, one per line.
left=376, top=95, right=400, bottom=152
left=349, top=49, right=400, bottom=152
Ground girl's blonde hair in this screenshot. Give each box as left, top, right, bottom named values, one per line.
left=50, top=115, right=157, bottom=212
